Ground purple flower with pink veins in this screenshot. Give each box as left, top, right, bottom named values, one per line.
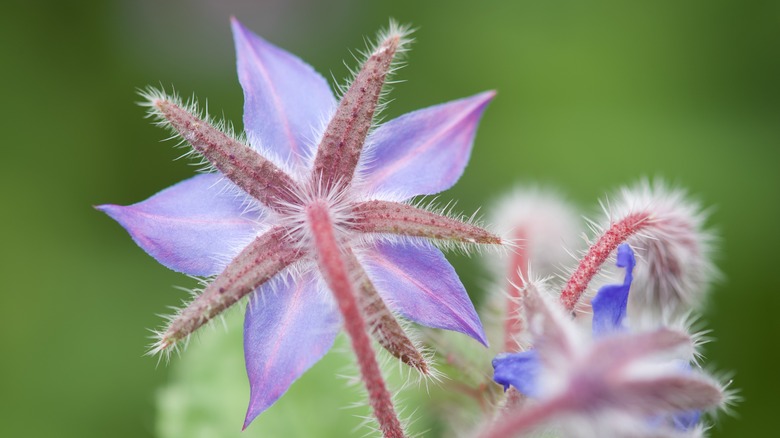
left=99, top=18, right=501, bottom=436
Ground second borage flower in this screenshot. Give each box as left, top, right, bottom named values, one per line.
left=99, top=18, right=501, bottom=435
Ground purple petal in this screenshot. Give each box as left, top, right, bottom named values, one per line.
left=231, top=18, right=336, bottom=168
left=492, top=350, right=541, bottom=397
left=97, top=174, right=262, bottom=276
left=360, top=240, right=487, bottom=345
left=361, top=91, right=495, bottom=199
left=243, top=271, right=340, bottom=428
left=591, top=243, right=636, bottom=336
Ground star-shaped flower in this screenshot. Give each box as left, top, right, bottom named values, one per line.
left=99, top=19, right=500, bottom=433
left=489, top=244, right=724, bottom=437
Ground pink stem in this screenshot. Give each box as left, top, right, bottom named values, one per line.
left=307, top=202, right=406, bottom=438
left=559, top=212, right=649, bottom=312
left=503, top=229, right=527, bottom=352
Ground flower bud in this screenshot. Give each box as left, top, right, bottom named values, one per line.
left=607, top=180, right=718, bottom=322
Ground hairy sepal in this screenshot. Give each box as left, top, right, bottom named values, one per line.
left=352, top=200, right=501, bottom=246
left=141, top=89, right=299, bottom=211
left=313, top=24, right=411, bottom=190
left=153, top=227, right=301, bottom=353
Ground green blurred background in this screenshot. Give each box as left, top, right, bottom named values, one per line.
left=2, top=0, right=778, bottom=436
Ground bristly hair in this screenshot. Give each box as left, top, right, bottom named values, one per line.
left=137, top=86, right=249, bottom=174
left=334, top=19, right=414, bottom=112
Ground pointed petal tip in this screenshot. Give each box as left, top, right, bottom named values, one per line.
left=95, top=204, right=110, bottom=217
left=242, top=405, right=259, bottom=431
left=458, top=90, right=496, bottom=114
left=463, top=90, right=496, bottom=120
left=468, top=322, right=489, bottom=347
left=362, top=90, right=496, bottom=198
left=476, top=329, right=490, bottom=347
left=447, top=315, right=489, bottom=347
left=231, top=17, right=262, bottom=50
left=95, top=203, right=116, bottom=213
left=477, top=89, right=497, bottom=102
left=232, top=16, right=335, bottom=166
left=96, top=203, right=126, bottom=223
left=97, top=175, right=262, bottom=276
left=466, top=90, right=497, bottom=111
left=363, top=241, right=489, bottom=346
left=229, top=16, right=248, bottom=35
left=97, top=203, right=132, bottom=229
left=242, top=273, right=340, bottom=433
left=230, top=17, right=270, bottom=51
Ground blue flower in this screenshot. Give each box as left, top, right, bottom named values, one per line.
left=492, top=244, right=722, bottom=435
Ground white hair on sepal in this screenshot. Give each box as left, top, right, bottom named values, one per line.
left=270, top=176, right=357, bottom=250
left=337, top=19, right=414, bottom=95
left=413, top=196, right=507, bottom=255
left=294, top=103, right=338, bottom=178
left=603, top=179, right=720, bottom=324
left=145, top=274, right=211, bottom=362
left=345, top=197, right=506, bottom=259
left=137, top=86, right=248, bottom=174
left=141, top=86, right=295, bottom=179
left=332, top=20, right=415, bottom=148
left=146, top=263, right=314, bottom=362
left=707, top=367, right=741, bottom=419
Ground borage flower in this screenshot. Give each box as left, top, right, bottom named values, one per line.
left=99, top=18, right=501, bottom=436
left=487, top=244, right=724, bottom=438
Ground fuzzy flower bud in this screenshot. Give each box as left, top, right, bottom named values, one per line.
left=605, top=180, right=718, bottom=322
left=559, top=180, right=717, bottom=321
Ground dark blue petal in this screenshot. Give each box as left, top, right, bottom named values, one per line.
left=492, top=350, right=541, bottom=397
left=591, top=243, right=636, bottom=336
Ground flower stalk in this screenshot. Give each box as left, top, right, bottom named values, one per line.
left=559, top=212, right=650, bottom=312
left=307, top=201, right=406, bottom=438
left=503, top=229, right=528, bottom=352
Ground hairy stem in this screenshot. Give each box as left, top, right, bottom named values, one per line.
left=503, top=229, right=527, bottom=352
left=560, top=212, right=650, bottom=312
left=307, top=202, right=406, bottom=438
